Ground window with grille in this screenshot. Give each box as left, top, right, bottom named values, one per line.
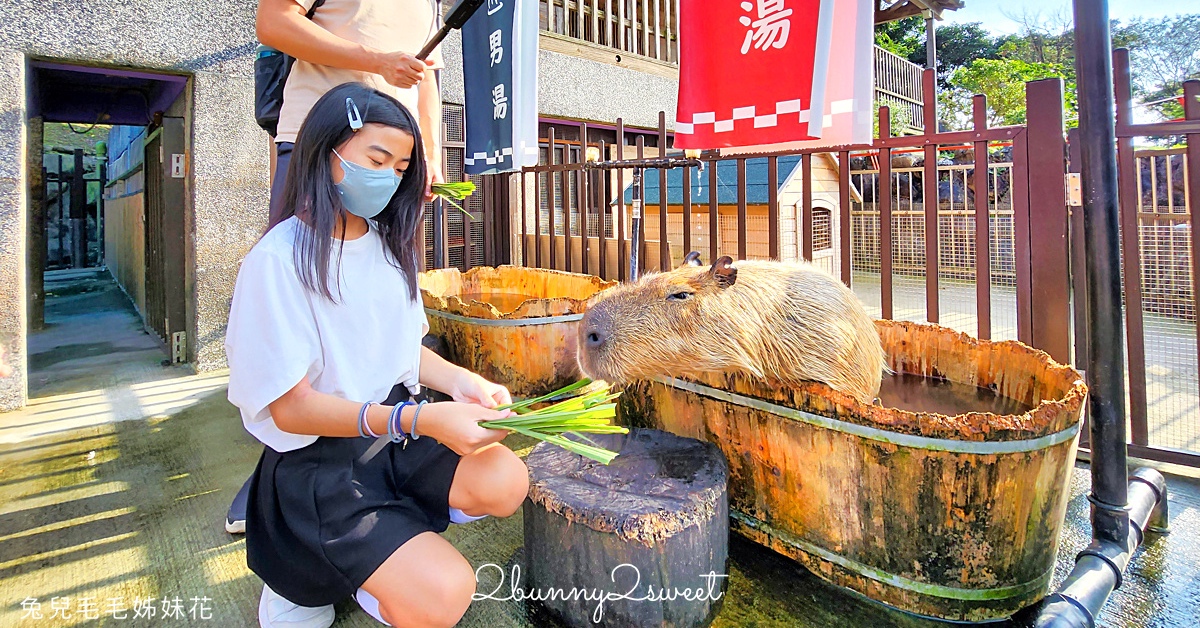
left=813, top=207, right=833, bottom=251
left=424, top=103, right=485, bottom=271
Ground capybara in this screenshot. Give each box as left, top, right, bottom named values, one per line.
left=577, top=253, right=887, bottom=403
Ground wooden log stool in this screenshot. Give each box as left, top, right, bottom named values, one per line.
left=523, top=428, right=730, bottom=627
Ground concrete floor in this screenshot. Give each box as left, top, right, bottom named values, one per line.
left=1, top=272, right=1198, bottom=627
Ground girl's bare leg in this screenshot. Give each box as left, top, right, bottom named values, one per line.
left=447, top=443, right=529, bottom=518
left=360, top=444, right=527, bottom=626
left=360, top=532, right=475, bottom=627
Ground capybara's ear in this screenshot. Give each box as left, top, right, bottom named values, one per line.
left=682, top=251, right=703, bottom=267
left=709, top=256, right=737, bottom=288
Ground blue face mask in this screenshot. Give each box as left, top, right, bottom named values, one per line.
left=333, top=149, right=402, bottom=219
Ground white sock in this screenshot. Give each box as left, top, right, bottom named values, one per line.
left=449, top=506, right=488, bottom=524
left=355, top=588, right=390, bottom=626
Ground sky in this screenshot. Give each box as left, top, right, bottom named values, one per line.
left=942, top=0, right=1196, bottom=35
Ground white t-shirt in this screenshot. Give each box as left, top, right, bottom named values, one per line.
left=225, top=217, right=428, bottom=452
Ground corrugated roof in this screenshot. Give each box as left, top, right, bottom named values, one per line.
left=621, top=156, right=804, bottom=205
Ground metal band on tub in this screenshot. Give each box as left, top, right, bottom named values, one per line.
left=423, top=308, right=584, bottom=326
left=731, top=511, right=1055, bottom=604
left=656, top=376, right=1082, bottom=455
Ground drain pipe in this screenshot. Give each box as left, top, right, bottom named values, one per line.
left=1035, top=469, right=1168, bottom=627
left=1034, top=0, right=1170, bottom=625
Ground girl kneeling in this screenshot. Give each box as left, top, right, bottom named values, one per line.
left=226, top=82, right=528, bottom=628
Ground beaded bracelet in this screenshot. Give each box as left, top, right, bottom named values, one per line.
left=357, top=402, right=377, bottom=439
left=388, top=400, right=415, bottom=444
left=410, top=400, right=427, bottom=440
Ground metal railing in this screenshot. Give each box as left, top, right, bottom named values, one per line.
left=472, top=64, right=1200, bottom=468
left=874, top=46, right=925, bottom=132
left=506, top=70, right=1066, bottom=351
left=541, top=0, right=679, bottom=64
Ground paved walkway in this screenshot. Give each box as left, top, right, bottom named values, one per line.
left=6, top=271, right=226, bottom=445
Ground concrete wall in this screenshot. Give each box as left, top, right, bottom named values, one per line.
left=0, top=1, right=270, bottom=410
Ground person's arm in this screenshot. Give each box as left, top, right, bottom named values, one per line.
left=268, top=376, right=511, bottom=455
left=418, top=68, right=444, bottom=200
left=419, top=346, right=512, bottom=408
left=256, top=0, right=430, bottom=88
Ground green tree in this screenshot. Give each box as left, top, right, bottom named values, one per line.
left=941, top=58, right=1077, bottom=128
left=1117, top=15, right=1200, bottom=123
left=874, top=17, right=923, bottom=58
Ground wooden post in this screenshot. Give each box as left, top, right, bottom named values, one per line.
left=923, top=70, right=940, bottom=324
left=769, top=156, right=780, bottom=260
left=736, top=158, right=747, bottom=260
left=839, top=150, right=852, bottom=286
left=71, top=149, right=86, bottom=268
left=879, top=108, right=894, bottom=320
left=1024, top=78, right=1072, bottom=365
left=972, top=95, right=992, bottom=340
left=549, top=127, right=558, bottom=270
left=616, top=119, right=626, bottom=280
left=56, top=154, right=64, bottom=267
left=1114, top=50, right=1148, bottom=444
left=658, top=112, right=669, bottom=271
left=801, top=154, right=812, bottom=261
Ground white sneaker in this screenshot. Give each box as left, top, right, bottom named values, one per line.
left=258, top=585, right=335, bottom=628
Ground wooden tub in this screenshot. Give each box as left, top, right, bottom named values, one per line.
left=618, top=320, right=1087, bottom=622
left=419, top=266, right=616, bottom=397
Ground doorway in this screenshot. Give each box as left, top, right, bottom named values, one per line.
left=26, top=61, right=191, bottom=398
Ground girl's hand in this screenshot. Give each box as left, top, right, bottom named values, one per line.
left=418, top=402, right=512, bottom=455
left=447, top=370, right=512, bottom=408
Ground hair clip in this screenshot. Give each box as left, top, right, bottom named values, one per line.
left=346, top=97, right=363, bottom=131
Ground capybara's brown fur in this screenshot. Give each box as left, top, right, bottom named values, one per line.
left=577, top=255, right=886, bottom=403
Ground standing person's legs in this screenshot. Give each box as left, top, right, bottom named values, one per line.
left=268, top=142, right=295, bottom=229
left=226, top=141, right=296, bottom=536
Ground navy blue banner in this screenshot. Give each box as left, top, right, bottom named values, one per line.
left=462, top=0, right=514, bottom=174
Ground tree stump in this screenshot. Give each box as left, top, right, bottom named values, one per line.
left=523, top=428, right=729, bottom=627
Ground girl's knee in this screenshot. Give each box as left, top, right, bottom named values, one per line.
left=379, top=558, right=475, bottom=627
left=491, top=449, right=529, bottom=516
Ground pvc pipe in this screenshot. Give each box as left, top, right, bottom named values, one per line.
left=1034, top=467, right=1168, bottom=628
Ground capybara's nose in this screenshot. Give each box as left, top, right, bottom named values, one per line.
left=586, top=328, right=606, bottom=348
left=582, top=308, right=611, bottom=349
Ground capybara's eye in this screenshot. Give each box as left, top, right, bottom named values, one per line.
left=667, top=291, right=693, bottom=302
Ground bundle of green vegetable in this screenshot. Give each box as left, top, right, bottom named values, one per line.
left=482, top=379, right=628, bottom=464
left=430, top=181, right=476, bottom=219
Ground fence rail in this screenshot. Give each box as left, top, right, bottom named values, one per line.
left=465, top=60, right=1200, bottom=469
left=508, top=70, right=1070, bottom=352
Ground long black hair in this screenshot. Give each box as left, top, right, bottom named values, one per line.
left=275, top=82, right=428, bottom=302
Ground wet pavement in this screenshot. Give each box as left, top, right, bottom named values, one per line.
left=1, top=272, right=1198, bottom=626
left=1, top=392, right=1198, bottom=627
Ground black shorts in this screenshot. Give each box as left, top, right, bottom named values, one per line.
left=245, top=397, right=462, bottom=607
